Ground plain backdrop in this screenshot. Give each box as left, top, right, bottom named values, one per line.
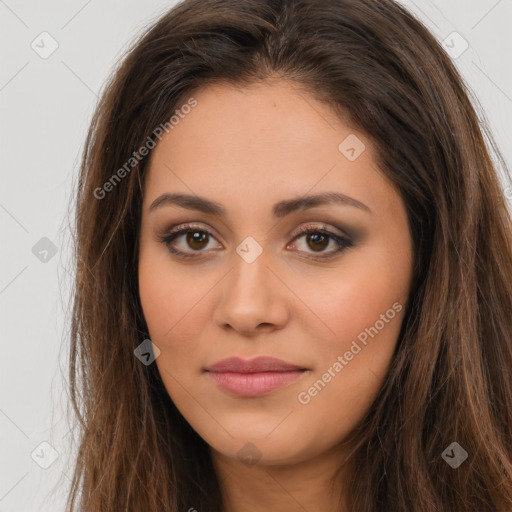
left=1, top=0, right=511, bottom=510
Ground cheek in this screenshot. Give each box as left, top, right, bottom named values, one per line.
left=138, top=251, right=210, bottom=341
left=301, top=285, right=404, bottom=390
left=300, top=260, right=408, bottom=350
left=138, top=253, right=220, bottom=386
left=293, top=251, right=409, bottom=416
left=293, top=286, right=406, bottom=449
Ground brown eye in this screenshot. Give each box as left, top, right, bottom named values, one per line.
left=159, top=224, right=222, bottom=258
left=305, top=232, right=330, bottom=252
left=185, top=231, right=209, bottom=250
left=159, top=223, right=353, bottom=260
left=289, top=225, right=353, bottom=259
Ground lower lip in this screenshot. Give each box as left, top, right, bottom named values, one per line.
left=206, top=370, right=307, bottom=397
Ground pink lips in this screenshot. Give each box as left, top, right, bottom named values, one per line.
left=204, top=356, right=308, bottom=397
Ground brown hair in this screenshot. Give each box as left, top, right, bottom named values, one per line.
left=65, top=0, right=512, bottom=510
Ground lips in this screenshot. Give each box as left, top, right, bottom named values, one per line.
left=205, top=356, right=307, bottom=373
left=204, top=356, right=309, bottom=397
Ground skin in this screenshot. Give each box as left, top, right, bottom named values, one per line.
left=138, top=79, right=414, bottom=512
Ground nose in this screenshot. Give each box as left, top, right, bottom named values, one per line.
left=212, top=249, right=289, bottom=336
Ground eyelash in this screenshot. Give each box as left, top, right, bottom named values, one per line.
left=157, top=222, right=354, bottom=260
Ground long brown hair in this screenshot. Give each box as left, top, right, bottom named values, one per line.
left=65, top=0, right=512, bottom=510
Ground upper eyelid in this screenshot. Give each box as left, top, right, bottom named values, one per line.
left=161, top=223, right=352, bottom=256
left=164, top=222, right=349, bottom=241
left=164, top=223, right=222, bottom=243
left=158, top=222, right=353, bottom=261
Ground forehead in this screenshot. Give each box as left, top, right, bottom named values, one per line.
left=166, top=79, right=350, bottom=150
left=143, top=80, right=397, bottom=219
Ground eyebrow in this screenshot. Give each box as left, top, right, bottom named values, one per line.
left=149, top=191, right=371, bottom=217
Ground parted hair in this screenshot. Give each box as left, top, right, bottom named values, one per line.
left=65, top=0, right=512, bottom=510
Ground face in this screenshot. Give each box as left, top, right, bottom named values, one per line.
left=138, top=80, right=414, bottom=467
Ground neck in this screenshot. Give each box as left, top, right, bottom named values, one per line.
left=210, top=442, right=352, bottom=512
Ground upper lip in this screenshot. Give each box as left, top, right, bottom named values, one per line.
left=205, top=356, right=308, bottom=373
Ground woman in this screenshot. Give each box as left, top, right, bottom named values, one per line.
left=66, top=0, right=512, bottom=510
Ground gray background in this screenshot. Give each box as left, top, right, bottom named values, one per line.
left=1, top=0, right=511, bottom=510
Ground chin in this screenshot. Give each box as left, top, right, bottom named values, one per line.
left=205, top=429, right=318, bottom=467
